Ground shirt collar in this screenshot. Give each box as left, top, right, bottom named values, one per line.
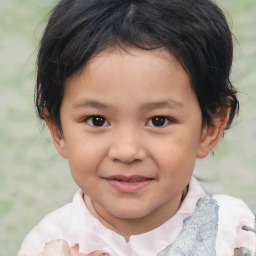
left=71, top=177, right=206, bottom=256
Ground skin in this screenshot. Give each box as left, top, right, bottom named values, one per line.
left=46, top=47, right=229, bottom=239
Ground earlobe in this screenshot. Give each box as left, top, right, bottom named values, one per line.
left=43, top=108, right=68, bottom=159
left=197, top=108, right=230, bottom=158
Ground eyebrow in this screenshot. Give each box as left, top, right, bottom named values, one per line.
left=73, top=99, right=183, bottom=111
left=140, top=99, right=184, bottom=110
left=73, top=100, right=110, bottom=110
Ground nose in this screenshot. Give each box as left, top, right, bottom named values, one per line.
left=108, top=128, right=147, bottom=164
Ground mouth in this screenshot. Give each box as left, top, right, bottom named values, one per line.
left=104, top=175, right=154, bottom=193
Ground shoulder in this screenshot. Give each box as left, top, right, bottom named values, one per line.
left=214, top=194, right=253, bottom=211
left=18, top=203, right=72, bottom=255
left=213, top=194, right=255, bottom=227
left=213, top=194, right=256, bottom=255
left=18, top=190, right=84, bottom=256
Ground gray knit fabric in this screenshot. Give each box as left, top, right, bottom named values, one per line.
left=157, top=197, right=219, bottom=256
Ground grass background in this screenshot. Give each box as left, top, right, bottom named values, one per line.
left=0, top=0, right=255, bottom=255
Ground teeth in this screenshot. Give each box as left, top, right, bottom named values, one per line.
left=116, top=178, right=144, bottom=182
left=109, top=177, right=151, bottom=182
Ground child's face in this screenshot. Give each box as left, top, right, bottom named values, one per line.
left=48, top=48, right=220, bottom=233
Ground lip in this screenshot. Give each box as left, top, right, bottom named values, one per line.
left=104, top=175, right=154, bottom=193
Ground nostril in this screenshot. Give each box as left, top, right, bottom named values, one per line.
left=112, top=156, right=143, bottom=164
left=108, top=144, right=147, bottom=163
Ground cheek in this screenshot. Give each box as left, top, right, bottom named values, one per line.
left=67, top=146, right=104, bottom=194
left=156, top=134, right=199, bottom=161
left=158, top=149, right=194, bottom=195
left=154, top=135, right=198, bottom=176
left=66, top=138, right=107, bottom=176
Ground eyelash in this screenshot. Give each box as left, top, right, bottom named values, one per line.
left=83, top=115, right=174, bottom=128
left=83, top=116, right=109, bottom=127
left=146, top=116, right=173, bottom=127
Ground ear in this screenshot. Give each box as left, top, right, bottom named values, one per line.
left=43, top=108, right=68, bottom=159
left=197, top=108, right=230, bottom=158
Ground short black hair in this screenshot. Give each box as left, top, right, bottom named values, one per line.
left=36, top=0, right=239, bottom=132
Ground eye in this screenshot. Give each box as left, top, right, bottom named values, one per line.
left=84, top=116, right=109, bottom=127
left=146, top=116, right=172, bottom=127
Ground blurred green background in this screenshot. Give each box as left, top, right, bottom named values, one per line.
left=0, top=0, right=255, bottom=255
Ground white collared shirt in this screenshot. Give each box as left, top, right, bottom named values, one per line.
left=18, top=177, right=256, bottom=256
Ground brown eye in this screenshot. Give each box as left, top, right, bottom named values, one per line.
left=147, top=116, right=170, bottom=127
left=86, top=116, right=109, bottom=127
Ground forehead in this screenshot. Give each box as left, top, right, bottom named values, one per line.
left=63, top=47, right=196, bottom=110
left=67, top=47, right=189, bottom=86
left=86, top=47, right=181, bottom=74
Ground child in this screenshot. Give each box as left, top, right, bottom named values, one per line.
left=18, top=0, right=256, bottom=255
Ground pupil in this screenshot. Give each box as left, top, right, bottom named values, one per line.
left=92, top=116, right=105, bottom=126
left=152, top=117, right=165, bottom=126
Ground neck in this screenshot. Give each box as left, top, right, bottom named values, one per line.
left=91, top=192, right=184, bottom=240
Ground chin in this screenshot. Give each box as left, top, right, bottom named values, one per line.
left=110, top=206, right=150, bottom=220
